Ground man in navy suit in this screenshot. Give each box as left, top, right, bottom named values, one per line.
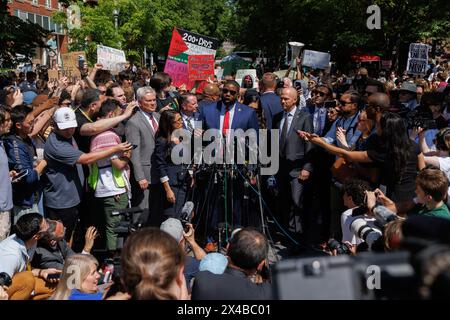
left=259, top=73, right=283, bottom=129
left=198, top=80, right=259, bottom=244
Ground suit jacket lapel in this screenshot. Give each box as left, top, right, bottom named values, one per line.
left=214, top=101, right=222, bottom=130
left=138, top=111, right=156, bottom=138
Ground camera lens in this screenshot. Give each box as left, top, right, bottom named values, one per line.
left=0, top=272, right=12, bottom=287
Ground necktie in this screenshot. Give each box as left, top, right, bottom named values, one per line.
left=186, top=116, right=194, bottom=133
left=222, top=105, right=230, bottom=136
left=149, top=114, right=158, bottom=134
left=280, top=112, right=290, bottom=157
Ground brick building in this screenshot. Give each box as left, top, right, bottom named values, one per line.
left=7, top=0, right=69, bottom=66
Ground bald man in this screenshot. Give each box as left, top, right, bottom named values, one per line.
left=198, top=83, right=221, bottom=112
left=273, top=87, right=314, bottom=237
left=365, top=92, right=390, bottom=126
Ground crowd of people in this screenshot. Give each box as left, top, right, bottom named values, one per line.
left=0, top=53, right=450, bottom=300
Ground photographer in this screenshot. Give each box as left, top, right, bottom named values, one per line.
left=160, top=218, right=206, bottom=289
left=341, top=179, right=381, bottom=246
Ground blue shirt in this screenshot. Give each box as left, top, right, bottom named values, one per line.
left=69, top=289, right=103, bottom=300
left=323, top=112, right=362, bottom=148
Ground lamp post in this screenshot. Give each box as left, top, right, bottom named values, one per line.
left=113, top=9, right=119, bottom=30
left=112, top=9, right=120, bottom=48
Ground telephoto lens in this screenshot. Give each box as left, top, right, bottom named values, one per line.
left=0, top=272, right=12, bottom=287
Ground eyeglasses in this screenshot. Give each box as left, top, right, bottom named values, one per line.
left=222, top=89, right=237, bottom=95
left=312, top=91, right=326, bottom=97
left=339, top=100, right=354, bottom=106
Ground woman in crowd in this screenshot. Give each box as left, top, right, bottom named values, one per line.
left=151, top=109, right=190, bottom=224
left=243, top=89, right=266, bottom=129
left=119, top=227, right=188, bottom=300
left=300, top=112, right=425, bottom=214
left=51, top=254, right=103, bottom=300
left=336, top=110, right=375, bottom=151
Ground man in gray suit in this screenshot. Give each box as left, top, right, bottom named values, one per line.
left=125, top=87, right=160, bottom=226
left=273, top=87, right=314, bottom=239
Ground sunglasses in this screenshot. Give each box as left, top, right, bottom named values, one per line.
left=312, top=91, right=326, bottom=97
left=222, top=88, right=237, bottom=95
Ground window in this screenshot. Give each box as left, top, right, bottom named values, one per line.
left=43, top=16, right=49, bottom=30
left=35, top=14, right=43, bottom=27
left=31, top=0, right=38, bottom=5
left=27, top=13, right=35, bottom=23
left=18, top=11, right=28, bottom=21
left=45, top=0, right=51, bottom=8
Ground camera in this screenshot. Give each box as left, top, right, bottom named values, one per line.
left=327, top=239, right=352, bottom=255
left=405, top=110, right=437, bottom=130
left=350, top=218, right=383, bottom=251
left=0, top=272, right=12, bottom=287
left=180, top=201, right=194, bottom=232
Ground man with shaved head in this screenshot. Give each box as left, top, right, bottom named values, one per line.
left=198, top=83, right=221, bottom=112
left=273, top=87, right=314, bottom=239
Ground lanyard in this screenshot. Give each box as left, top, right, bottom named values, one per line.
left=78, top=108, right=94, bottom=123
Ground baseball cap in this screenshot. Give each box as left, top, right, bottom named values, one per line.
left=160, top=218, right=183, bottom=243
left=399, top=81, right=417, bottom=93
left=53, top=107, right=77, bottom=130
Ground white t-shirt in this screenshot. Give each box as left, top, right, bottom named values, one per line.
left=341, top=208, right=382, bottom=245
left=90, top=131, right=130, bottom=198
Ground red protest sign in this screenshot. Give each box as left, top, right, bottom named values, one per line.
left=188, top=55, right=215, bottom=81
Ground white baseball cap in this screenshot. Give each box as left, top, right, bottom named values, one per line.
left=53, top=107, right=77, bottom=130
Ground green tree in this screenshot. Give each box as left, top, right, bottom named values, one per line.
left=229, top=0, right=449, bottom=70
left=0, top=0, right=50, bottom=68
left=55, top=0, right=231, bottom=65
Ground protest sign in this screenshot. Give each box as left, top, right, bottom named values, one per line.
left=97, top=45, right=126, bottom=74
left=235, top=69, right=258, bottom=88
left=48, top=70, right=59, bottom=82
left=164, top=27, right=218, bottom=88
left=215, top=68, right=224, bottom=80
left=406, top=43, right=428, bottom=76
left=60, top=51, right=85, bottom=80
left=188, top=55, right=214, bottom=81
left=302, top=50, right=331, bottom=69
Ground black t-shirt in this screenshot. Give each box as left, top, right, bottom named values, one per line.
left=73, top=108, right=92, bottom=154
left=366, top=134, right=420, bottom=202
left=156, top=91, right=181, bottom=112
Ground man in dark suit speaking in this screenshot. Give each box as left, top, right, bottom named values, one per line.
left=198, top=81, right=259, bottom=244
left=273, top=87, right=314, bottom=239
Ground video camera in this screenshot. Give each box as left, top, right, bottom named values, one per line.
left=111, top=207, right=145, bottom=249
